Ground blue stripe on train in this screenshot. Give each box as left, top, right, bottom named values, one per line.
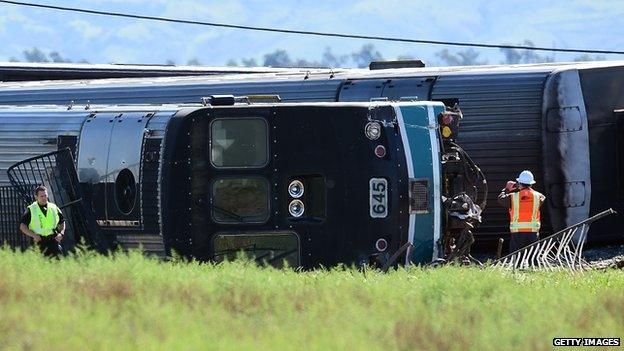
left=397, top=103, right=445, bottom=264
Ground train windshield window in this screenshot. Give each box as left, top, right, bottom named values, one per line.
left=210, top=118, right=268, bottom=168
left=212, top=178, right=269, bottom=223
left=213, top=232, right=300, bottom=268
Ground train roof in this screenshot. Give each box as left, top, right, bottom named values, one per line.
left=0, top=99, right=445, bottom=113
left=1, top=60, right=623, bottom=92
left=0, top=61, right=319, bottom=82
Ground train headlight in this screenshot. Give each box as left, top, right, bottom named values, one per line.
left=365, top=122, right=382, bottom=140
left=288, top=200, right=305, bottom=217
left=288, top=180, right=304, bottom=198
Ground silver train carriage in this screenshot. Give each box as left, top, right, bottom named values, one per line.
left=0, top=61, right=622, bottom=247
left=0, top=99, right=482, bottom=268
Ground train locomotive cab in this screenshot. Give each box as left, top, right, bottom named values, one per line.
left=160, top=99, right=466, bottom=268
left=0, top=99, right=483, bottom=267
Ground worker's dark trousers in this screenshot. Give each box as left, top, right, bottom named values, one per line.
left=37, top=235, right=63, bottom=258
left=509, top=232, right=539, bottom=253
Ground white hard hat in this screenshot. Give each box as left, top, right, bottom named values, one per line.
left=516, top=170, right=536, bottom=185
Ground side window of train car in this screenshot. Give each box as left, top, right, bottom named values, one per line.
left=210, top=117, right=269, bottom=168
left=213, top=232, right=300, bottom=268
left=211, top=178, right=270, bottom=224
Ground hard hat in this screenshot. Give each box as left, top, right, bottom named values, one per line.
left=516, top=170, right=536, bottom=185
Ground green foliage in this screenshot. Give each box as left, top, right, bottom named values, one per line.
left=0, top=248, right=621, bottom=350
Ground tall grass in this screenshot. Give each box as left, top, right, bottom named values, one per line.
left=0, top=247, right=621, bottom=351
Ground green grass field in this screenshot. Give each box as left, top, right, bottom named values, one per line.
left=0, top=248, right=622, bottom=351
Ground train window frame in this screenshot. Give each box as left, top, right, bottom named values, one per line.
left=212, top=231, right=301, bottom=268
left=210, top=176, right=271, bottom=224
left=209, top=117, right=269, bottom=169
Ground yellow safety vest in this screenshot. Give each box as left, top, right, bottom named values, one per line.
left=28, top=202, right=60, bottom=236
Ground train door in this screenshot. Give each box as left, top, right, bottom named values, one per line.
left=77, top=112, right=151, bottom=229
left=201, top=108, right=300, bottom=267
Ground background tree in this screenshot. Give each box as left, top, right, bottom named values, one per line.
left=187, top=58, right=202, bottom=66
left=263, top=49, right=293, bottom=67
left=435, top=48, right=487, bottom=66
left=573, top=54, right=605, bottom=62
left=9, top=47, right=87, bottom=63
left=499, top=40, right=554, bottom=64
left=350, top=44, right=384, bottom=68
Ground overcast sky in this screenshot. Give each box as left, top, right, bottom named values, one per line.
left=1, top=0, right=623, bottom=67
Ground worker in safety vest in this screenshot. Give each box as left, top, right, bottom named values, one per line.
left=19, top=185, right=65, bottom=257
left=498, top=170, right=546, bottom=253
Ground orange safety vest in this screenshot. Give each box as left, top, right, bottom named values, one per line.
left=509, top=188, right=542, bottom=233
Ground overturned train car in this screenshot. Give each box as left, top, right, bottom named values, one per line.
left=0, top=61, right=622, bottom=246
left=0, top=100, right=481, bottom=268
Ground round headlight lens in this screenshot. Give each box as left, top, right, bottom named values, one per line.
left=288, top=180, right=304, bottom=198
left=288, top=200, right=305, bottom=217
left=365, top=122, right=382, bottom=140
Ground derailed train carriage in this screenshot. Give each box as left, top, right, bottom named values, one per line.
left=0, top=62, right=304, bottom=81
left=0, top=61, right=622, bottom=247
left=0, top=98, right=483, bottom=268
